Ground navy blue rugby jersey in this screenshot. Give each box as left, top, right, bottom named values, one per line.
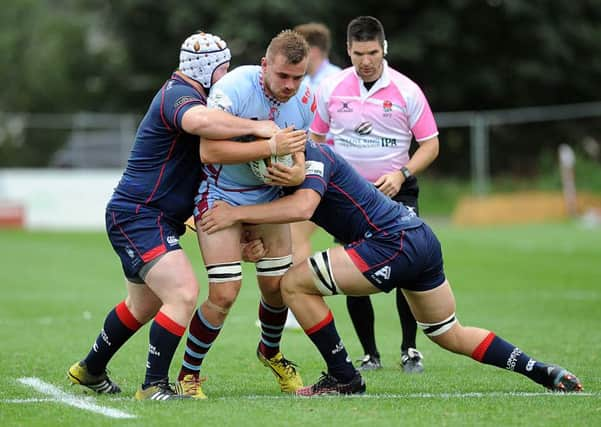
left=109, top=73, right=205, bottom=223
left=297, top=141, right=423, bottom=243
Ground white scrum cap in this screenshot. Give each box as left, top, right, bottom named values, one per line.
left=179, top=32, right=231, bottom=88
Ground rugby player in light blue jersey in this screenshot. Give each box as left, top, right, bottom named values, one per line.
left=176, top=30, right=316, bottom=397
left=198, top=140, right=583, bottom=396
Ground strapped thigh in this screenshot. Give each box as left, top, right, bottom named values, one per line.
left=255, top=255, right=292, bottom=277
left=307, top=249, right=342, bottom=296
left=416, top=313, right=457, bottom=337
left=206, top=261, right=242, bottom=283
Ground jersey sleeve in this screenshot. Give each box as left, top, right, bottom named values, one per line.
left=407, top=85, right=439, bottom=142
left=297, top=145, right=332, bottom=196
left=206, top=73, right=241, bottom=116
left=298, top=83, right=317, bottom=131
left=162, top=84, right=205, bottom=132
left=309, top=79, right=332, bottom=135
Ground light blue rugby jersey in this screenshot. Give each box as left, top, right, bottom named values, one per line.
left=205, top=65, right=315, bottom=191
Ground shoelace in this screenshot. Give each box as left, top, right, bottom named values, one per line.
left=277, top=357, right=299, bottom=372
left=178, top=376, right=207, bottom=394
left=311, top=372, right=338, bottom=391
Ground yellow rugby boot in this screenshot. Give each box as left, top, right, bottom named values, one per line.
left=174, top=374, right=207, bottom=399
left=68, top=361, right=121, bottom=394
left=257, top=348, right=303, bottom=392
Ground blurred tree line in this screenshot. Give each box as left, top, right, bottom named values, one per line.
left=1, top=0, right=600, bottom=174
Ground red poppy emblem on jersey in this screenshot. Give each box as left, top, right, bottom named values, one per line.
left=310, top=96, right=317, bottom=113
left=301, top=87, right=311, bottom=104
left=383, top=100, right=393, bottom=112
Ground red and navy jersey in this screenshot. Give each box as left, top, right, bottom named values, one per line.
left=108, top=73, right=205, bottom=224
left=298, top=141, right=423, bottom=243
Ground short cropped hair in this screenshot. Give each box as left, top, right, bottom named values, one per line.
left=293, top=22, right=332, bottom=54
left=347, top=16, right=385, bottom=46
left=266, top=30, right=310, bottom=64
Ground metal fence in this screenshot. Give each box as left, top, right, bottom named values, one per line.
left=2, top=101, right=601, bottom=194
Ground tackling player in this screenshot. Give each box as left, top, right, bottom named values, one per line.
left=67, top=31, right=304, bottom=401
left=199, top=140, right=583, bottom=396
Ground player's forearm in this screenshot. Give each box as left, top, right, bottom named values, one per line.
left=189, top=108, right=266, bottom=139
left=200, top=138, right=270, bottom=164
left=405, top=137, right=439, bottom=175
left=234, top=196, right=313, bottom=225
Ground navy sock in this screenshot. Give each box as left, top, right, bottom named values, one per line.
left=472, top=332, right=550, bottom=385
left=305, top=311, right=356, bottom=383
left=144, top=311, right=185, bottom=386
left=346, top=296, right=379, bottom=357
left=84, top=301, right=142, bottom=375
left=395, top=288, right=417, bottom=351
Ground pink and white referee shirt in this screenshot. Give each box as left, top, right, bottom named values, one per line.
left=310, top=60, right=438, bottom=183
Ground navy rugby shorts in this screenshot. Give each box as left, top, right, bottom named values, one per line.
left=106, top=208, right=184, bottom=283
left=345, top=223, right=445, bottom=292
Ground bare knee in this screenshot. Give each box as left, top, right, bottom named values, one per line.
left=281, top=271, right=304, bottom=307
left=179, top=282, right=200, bottom=312
left=208, top=281, right=241, bottom=311
left=427, top=322, right=477, bottom=356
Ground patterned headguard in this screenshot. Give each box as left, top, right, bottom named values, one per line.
left=179, top=32, right=231, bottom=89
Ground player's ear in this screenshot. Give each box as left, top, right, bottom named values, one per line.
left=383, top=40, right=388, bottom=56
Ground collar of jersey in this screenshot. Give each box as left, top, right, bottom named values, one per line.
left=259, top=70, right=282, bottom=107
left=353, top=59, right=391, bottom=97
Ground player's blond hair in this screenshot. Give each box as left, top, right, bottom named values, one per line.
left=266, top=30, right=309, bottom=65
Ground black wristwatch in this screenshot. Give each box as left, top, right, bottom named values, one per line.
left=400, top=166, right=412, bottom=179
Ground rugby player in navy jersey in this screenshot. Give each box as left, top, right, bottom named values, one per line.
left=67, top=32, right=305, bottom=401
left=199, top=140, right=583, bottom=396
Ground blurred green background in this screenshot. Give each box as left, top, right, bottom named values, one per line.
left=1, top=0, right=601, bottom=213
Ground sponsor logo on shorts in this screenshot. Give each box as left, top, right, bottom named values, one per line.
left=374, top=266, right=391, bottom=280
left=125, top=246, right=135, bottom=259
left=167, top=235, right=179, bottom=246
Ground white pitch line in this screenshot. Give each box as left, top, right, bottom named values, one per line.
left=16, top=377, right=136, bottom=419
left=2, top=398, right=56, bottom=403
left=216, top=391, right=599, bottom=400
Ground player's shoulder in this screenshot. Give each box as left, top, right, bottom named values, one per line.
left=161, top=75, right=204, bottom=106
left=306, top=140, right=335, bottom=163
left=318, top=67, right=357, bottom=95
left=386, top=66, right=423, bottom=96
left=213, top=65, right=259, bottom=92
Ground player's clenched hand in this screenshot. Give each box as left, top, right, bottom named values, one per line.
left=241, top=238, right=266, bottom=262
left=253, top=120, right=280, bottom=139
left=265, top=160, right=305, bottom=187
left=273, top=126, right=306, bottom=155
left=374, top=171, right=404, bottom=198
left=199, top=201, right=238, bottom=234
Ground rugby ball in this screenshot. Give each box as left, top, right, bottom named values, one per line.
left=249, top=154, right=294, bottom=183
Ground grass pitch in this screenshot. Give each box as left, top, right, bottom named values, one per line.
left=1, top=221, right=600, bottom=426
